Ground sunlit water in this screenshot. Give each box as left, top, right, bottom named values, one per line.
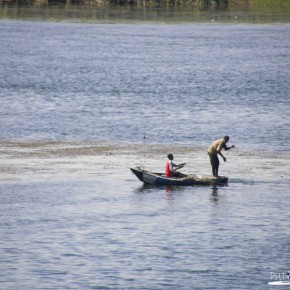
left=0, top=20, right=290, bottom=289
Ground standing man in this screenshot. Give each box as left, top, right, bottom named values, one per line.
left=207, top=136, right=235, bottom=177
left=165, top=154, right=186, bottom=177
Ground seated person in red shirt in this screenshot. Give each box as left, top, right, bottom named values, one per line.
left=165, top=153, right=186, bottom=177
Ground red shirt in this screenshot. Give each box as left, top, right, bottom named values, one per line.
left=165, top=160, right=173, bottom=177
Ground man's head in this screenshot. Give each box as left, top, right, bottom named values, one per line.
left=167, top=153, right=174, bottom=160
left=223, top=135, right=230, bottom=143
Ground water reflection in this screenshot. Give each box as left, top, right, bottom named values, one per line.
left=164, top=187, right=175, bottom=201
left=210, top=185, right=220, bottom=204
left=212, top=185, right=218, bottom=196
left=133, top=183, right=160, bottom=193
left=133, top=184, right=188, bottom=194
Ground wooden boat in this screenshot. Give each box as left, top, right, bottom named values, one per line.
left=130, top=167, right=228, bottom=186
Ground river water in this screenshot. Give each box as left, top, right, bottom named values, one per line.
left=0, top=18, right=290, bottom=289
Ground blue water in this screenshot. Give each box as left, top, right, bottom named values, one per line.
left=1, top=177, right=290, bottom=289
left=0, top=21, right=290, bottom=150
left=1, top=20, right=290, bottom=290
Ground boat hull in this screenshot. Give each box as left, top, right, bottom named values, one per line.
left=130, top=167, right=228, bottom=186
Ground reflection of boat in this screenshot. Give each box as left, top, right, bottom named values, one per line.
left=130, top=167, right=228, bottom=186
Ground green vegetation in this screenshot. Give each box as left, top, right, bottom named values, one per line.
left=0, top=0, right=289, bottom=7
left=1, top=0, right=289, bottom=22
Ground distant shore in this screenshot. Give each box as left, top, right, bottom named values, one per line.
left=1, top=0, right=290, bottom=8
left=1, top=0, right=289, bottom=23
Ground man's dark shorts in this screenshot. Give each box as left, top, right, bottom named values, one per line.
left=208, top=153, right=219, bottom=168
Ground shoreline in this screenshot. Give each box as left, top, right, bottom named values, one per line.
left=1, top=2, right=290, bottom=23
left=1, top=0, right=289, bottom=7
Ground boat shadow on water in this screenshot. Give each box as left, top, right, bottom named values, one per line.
left=133, top=183, right=225, bottom=205
left=133, top=183, right=188, bottom=193
left=133, top=183, right=223, bottom=194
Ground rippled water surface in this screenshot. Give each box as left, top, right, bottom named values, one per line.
left=0, top=20, right=290, bottom=289
left=1, top=21, right=290, bottom=150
